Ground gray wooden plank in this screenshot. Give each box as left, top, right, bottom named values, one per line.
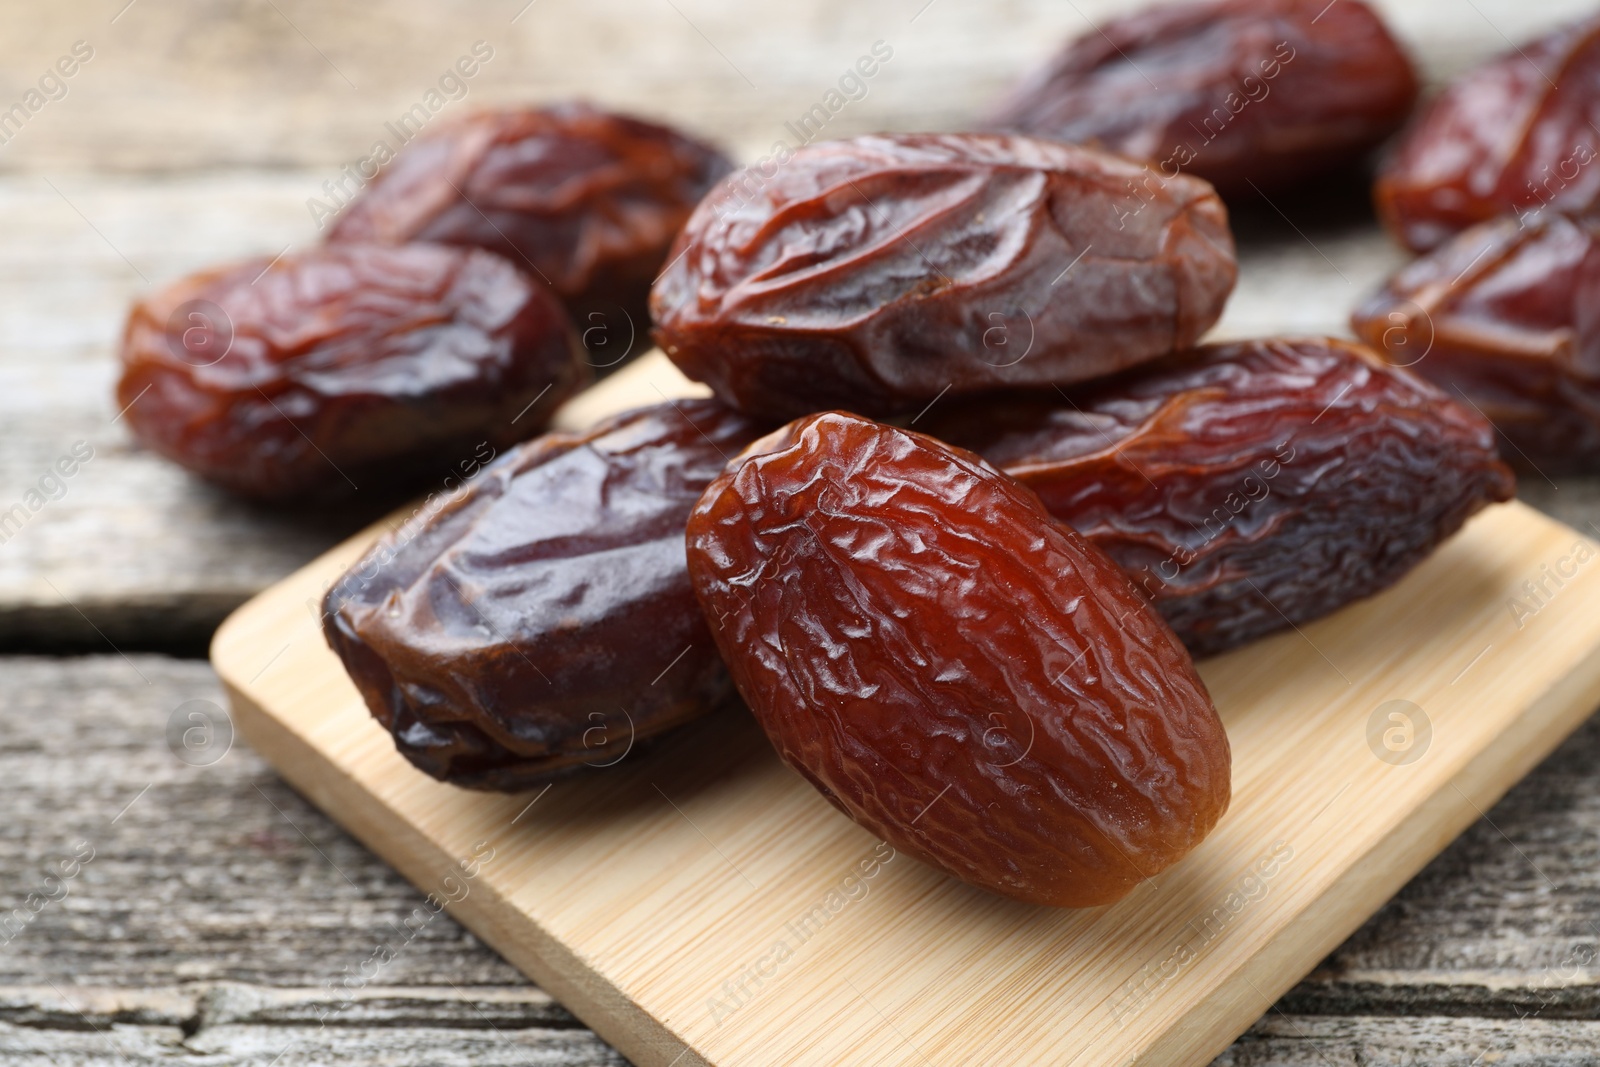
left=8, top=0, right=1600, bottom=1061
left=5, top=655, right=1600, bottom=1063
left=4, top=167, right=1593, bottom=650
left=7, top=0, right=1600, bottom=647
left=9, top=1016, right=1600, bottom=1066
left=0, top=983, right=578, bottom=1031
left=1217, top=1016, right=1600, bottom=1065
left=0, top=172, right=374, bottom=650
left=0, top=1021, right=628, bottom=1066
left=0, top=654, right=525, bottom=988
left=0, top=0, right=1593, bottom=174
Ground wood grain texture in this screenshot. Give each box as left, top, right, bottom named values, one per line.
left=7, top=0, right=1600, bottom=1061
left=0, top=172, right=376, bottom=650
left=3, top=0, right=1599, bottom=650
left=0, top=166, right=1582, bottom=651
left=206, top=351, right=1600, bottom=1066
left=8, top=652, right=1600, bottom=1064
left=0, top=0, right=1594, bottom=174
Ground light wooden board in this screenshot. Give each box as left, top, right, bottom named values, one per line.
left=210, top=351, right=1600, bottom=1067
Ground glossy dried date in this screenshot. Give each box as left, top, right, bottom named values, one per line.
left=326, top=102, right=732, bottom=355
left=927, top=338, right=1516, bottom=656
left=1352, top=212, right=1600, bottom=472
left=116, top=243, right=587, bottom=500
left=686, top=411, right=1231, bottom=907
left=323, top=399, right=766, bottom=791
left=652, top=133, right=1236, bottom=419
left=1376, top=15, right=1600, bottom=252
left=990, top=0, right=1418, bottom=196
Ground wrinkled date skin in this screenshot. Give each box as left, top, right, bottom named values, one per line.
left=927, top=339, right=1516, bottom=657
left=686, top=412, right=1231, bottom=907
left=990, top=0, right=1418, bottom=196
left=327, top=102, right=732, bottom=353
left=117, top=243, right=588, bottom=500
left=1377, top=16, right=1600, bottom=252
left=324, top=399, right=766, bottom=791
left=652, top=133, right=1236, bottom=420
left=1353, top=213, right=1600, bottom=473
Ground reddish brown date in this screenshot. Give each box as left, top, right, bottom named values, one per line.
left=686, top=411, right=1231, bottom=907
left=1376, top=16, right=1600, bottom=252
left=1353, top=212, right=1600, bottom=473
left=652, top=133, right=1236, bottom=420
left=990, top=0, right=1418, bottom=196
left=326, top=102, right=731, bottom=353
left=927, top=338, right=1516, bottom=657
left=323, top=399, right=766, bottom=791
left=117, top=243, right=587, bottom=500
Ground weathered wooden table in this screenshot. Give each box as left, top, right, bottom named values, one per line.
left=5, top=0, right=1600, bottom=1062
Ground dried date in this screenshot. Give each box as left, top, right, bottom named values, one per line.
left=990, top=0, right=1418, bottom=196
left=116, top=243, right=588, bottom=500
left=686, top=411, right=1231, bottom=907
left=1352, top=212, right=1600, bottom=473
left=323, top=399, right=766, bottom=791
left=326, top=102, right=732, bottom=353
left=927, top=338, right=1516, bottom=656
left=1376, top=15, right=1600, bottom=252
left=652, top=133, right=1236, bottom=420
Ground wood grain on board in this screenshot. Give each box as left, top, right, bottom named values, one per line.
left=207, top=352, right=1600, bottom=1066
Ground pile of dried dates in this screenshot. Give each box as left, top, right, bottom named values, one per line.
left=123, top=0, right=1571, bottom=908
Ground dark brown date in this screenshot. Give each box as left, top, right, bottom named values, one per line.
left=652, top=133, right=1236, bottom=420
left=1352, top=212, right=1600, bottom=473
left=116, top=243, right=587, bottom=500
left=990, top=0, right=1418, bottom=196
left=927, top=338, right=1516, bottom=657
left=686, top=411, right=1230, bottom=907
left=1376, top=16, right=1600, bottom=252
left=323, top=399, right=766, bottom=791
left=326, top=102, right=732, bottom=354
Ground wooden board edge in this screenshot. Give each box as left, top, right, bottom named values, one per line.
left=212, top=667, right=708, bottom=1067
left=1153, top=632, right=1600, bottom=1066
left=209, top=499, right=1600, bottom=1067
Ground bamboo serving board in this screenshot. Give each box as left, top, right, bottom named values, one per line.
left=212, top=350, right=1600, bottom=1067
